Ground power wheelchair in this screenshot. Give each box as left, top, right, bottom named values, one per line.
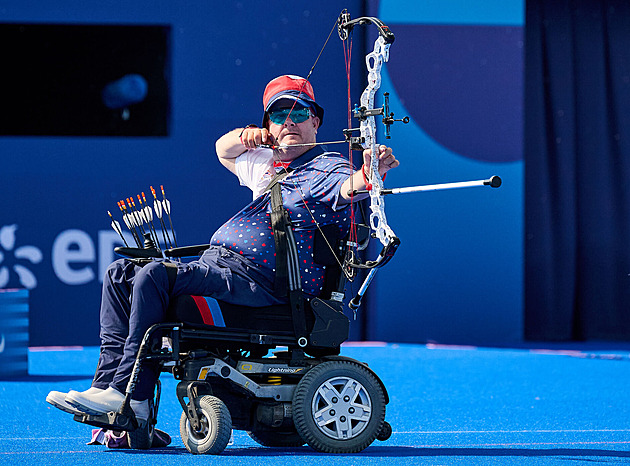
left=72, top=222, right=393, bottom=454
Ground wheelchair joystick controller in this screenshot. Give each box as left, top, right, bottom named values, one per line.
left=143, top=232, right=157, bottom=250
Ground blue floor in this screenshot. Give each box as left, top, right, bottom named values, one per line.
left=2, top=342, right=630, bottom=465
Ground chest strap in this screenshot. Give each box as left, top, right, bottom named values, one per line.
left=267, top=170, right=307, bottom=343
left=266, top=171, right=291, bottom=297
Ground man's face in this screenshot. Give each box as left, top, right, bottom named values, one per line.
left=267, top=102, right=320, bottom=158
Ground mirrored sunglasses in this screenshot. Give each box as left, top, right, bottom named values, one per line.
left=268, top=107, right=312, bottom=125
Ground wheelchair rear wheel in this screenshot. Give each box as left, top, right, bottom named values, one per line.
left=292, top=360, right=386, bottom=453
left=180, top=395, right=232, bottom=454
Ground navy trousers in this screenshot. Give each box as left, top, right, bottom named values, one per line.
left=91, top=246, right=284, bottom=400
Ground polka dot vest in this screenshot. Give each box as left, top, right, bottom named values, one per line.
left=211, top=153, right=354, bottom=296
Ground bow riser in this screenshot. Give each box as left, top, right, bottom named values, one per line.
left=358, top=35, right=398, bottom=247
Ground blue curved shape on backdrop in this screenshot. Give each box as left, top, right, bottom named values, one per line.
left=379, top=0, right=524, bottom=163
left=379, top=0, right=523, bottom=25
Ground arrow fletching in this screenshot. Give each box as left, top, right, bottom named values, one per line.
left=153, top=199, right=163, bottom=218
left=121, top=212, right=132, bottom=229
left=111, top=219, right=123, bottom=235
left=143, top=205, right=153, bottom=222
left=108, top=211, right=129, bottom=247
left=133, top=210, right=142, bottom=226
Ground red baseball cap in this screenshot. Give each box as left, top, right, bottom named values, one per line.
left=262, top=75, right=324, bottom=126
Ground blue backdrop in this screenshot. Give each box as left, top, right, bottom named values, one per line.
left=0, top=0, right=523, bottom=346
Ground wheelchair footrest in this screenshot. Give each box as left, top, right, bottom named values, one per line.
left=73, top=410, right=139, bottom=432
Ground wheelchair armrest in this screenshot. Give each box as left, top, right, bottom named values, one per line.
left=164, top=244, right=210, bottom=258
left=114, top=246, right=162, bottom=259
left=114, top=244, right=210, bottom=259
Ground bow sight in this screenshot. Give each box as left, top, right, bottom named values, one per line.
left=351, top=93, right=410, bottom=140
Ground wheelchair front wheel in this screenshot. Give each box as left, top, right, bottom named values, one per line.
left=180, top=395, right=232, bottom=454
left=292, top=360, right=386, bottom=453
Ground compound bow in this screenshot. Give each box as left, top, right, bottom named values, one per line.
left=335, top=11, right=404, bottom=310
left=270, top=10, right=501, bottom=312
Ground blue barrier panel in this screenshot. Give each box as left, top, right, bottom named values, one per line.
left=0, top=289, right=29, bottom=378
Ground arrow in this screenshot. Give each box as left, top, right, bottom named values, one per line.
left=161, top=185, right=178, bottom=247
left=151, top=186, right=172, bottom=249
left=118, top=200, right=142, bottom=246
left=137, top=194, right=160, bottom=249
left=141, top=192, right=161, bottom=249
left=108, top=210, right=129, bottom=247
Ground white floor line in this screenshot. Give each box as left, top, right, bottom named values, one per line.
left=0, top=437, right=87, bottom=441
left=407, top=440, right=630, bottom=448
left=394, top=429, right=630, bottom=434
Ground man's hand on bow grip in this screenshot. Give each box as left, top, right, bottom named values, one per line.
left=363, top=145, right=399, bottom=178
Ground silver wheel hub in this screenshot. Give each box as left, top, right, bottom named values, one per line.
left=311, top=375, right=372, bottom=440
left=187, top=412, right=211, bottom=445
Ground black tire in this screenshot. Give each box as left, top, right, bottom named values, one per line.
left=127, top=417, right=155, bottom=450
left=292, top=360, right=386, bottom=453
left=127, top=397, right=156, bottom=450
left=247, top=429, right=305, bottom=447
left=376, top=420, right=392, bottom=441
left=180, top=395, right=232, bottom=455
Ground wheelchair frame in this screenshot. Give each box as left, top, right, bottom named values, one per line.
left=73, top=222, right=392, bottom=454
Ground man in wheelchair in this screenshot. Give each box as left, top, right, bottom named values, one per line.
left=46, top=75, right=399, bottom=453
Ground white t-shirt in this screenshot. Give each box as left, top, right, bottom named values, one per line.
left=234, top=148, right=276, bottom=199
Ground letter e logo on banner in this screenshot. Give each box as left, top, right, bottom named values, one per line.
left=52, top=230, right=95, bottom=285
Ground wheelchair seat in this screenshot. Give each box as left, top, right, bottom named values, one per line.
left=166, top=292, right=349, bottom=356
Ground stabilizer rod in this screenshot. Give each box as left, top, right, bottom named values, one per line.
left=350, top=175, right=502, bottom=197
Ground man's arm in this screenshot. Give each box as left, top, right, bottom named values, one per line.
left=215, top=126, right=272, bottom=174
left=215, top=128, right=247, bottom=174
